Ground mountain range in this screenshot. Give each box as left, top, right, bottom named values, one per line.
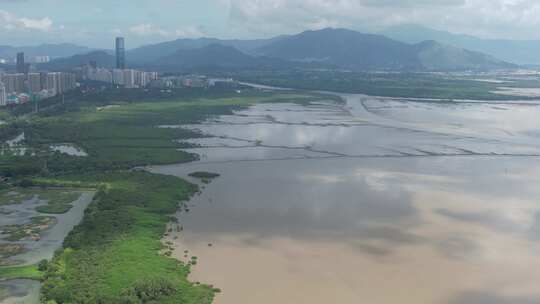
left=39, top=51, right=116, bottom=70
left=0, top=44, right=94, bottom=60
left=17, top=27, right=526, bottom=72
left=381, top=24, right=540, bottom=65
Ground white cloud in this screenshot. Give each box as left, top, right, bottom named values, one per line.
left=110, top=28, right=123, bottom=35
left=175, top=26, right=206, bottom=38
left=0, top=10, right=53, bottom=31
left=128, top=23, right=206, bottom=39
left=129, top=23, right=169, bottom=36
left=223, top=0, right=540, bottom=39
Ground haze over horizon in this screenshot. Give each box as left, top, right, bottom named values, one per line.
left=2, top=0, right=540, bottom=48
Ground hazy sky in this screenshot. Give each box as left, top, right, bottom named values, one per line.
left=2, top=0, right=540, bottom=48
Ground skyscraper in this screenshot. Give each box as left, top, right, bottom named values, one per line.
left=0, top=81, right=6, bottom=106
left=115, top=37, right=126, bottom=69
left=16, top=52, right=26, bottom=74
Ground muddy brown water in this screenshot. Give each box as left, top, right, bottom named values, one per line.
left=152, top=93, right=540, bottom=304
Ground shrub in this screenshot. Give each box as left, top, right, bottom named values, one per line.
left=38, top=259, right=49, bottom=272
left=121, top=278, right=178, bottom=303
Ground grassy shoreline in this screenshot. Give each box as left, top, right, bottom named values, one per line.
left=39, top=172, right=215, bottom=303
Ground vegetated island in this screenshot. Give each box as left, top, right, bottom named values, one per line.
left=189, top=172, right=221, bottom=184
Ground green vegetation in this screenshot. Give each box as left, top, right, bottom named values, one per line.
left=1, top=216, right=56, bottom=241
left=0, top=187, right=81, bottom=214
left=236, top=70, right=538, bottom=100
left=1, top=89, right=334, bottom=178
left=0, top=265, right=43, bottom=280
left=0, top=191, right=27, bottom=206
left=40, top=171, right=214, bottom=304
left=35, top=190, right=82, bottom=214
left=188, top=172, right=221, bottom=179
left=189, top=172, right=221, bottom=184
left=0, top=87, right=336, bottom=302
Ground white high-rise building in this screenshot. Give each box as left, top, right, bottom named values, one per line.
left=0, top=82, right=6, bottom=106
left=112, top=69, right=124, bottom=86
left=46, top=73, right=59, bottom=95
left=123, top=69, right=136, bottom=88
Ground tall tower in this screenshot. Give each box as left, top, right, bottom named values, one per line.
left=115, top=37, right=126, bottom=69
left=0, top=81, right=6, bottom=106
left=16, top=52, right=26, bottom=74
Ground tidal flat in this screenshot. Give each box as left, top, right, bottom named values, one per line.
left=153, top=93, right=540, bottom=304
left=0, top=190, right=94, bottom=303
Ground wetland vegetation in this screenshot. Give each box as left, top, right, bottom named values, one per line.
left=0, top=87, right=331, bottom=303
left=236, top=70, right=540, bottom=100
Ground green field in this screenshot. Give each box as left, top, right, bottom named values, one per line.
left=0, top=265, right=43, bottom=280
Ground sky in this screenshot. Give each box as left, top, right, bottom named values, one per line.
left=2, top=0, right=540, bottom=48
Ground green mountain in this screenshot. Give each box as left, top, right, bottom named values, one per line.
left=39, top=51, right=115, bottom=71
left=256, top=28, right=420, bottom=70
left=128, top=37, right=286, bottom=64
left=414, top=40, right=516, bottom=71
left=153, top=44, right=290, bottom=71
left=256, top=28, right=515, bottom=71
left=382, top=24, right=540, bottom=65
left=0, top=43, right=94, bottom=60
left=35, top=28, right=516, bottom=72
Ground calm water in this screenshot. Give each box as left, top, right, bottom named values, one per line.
left=152, top=93, right=540, bottom=304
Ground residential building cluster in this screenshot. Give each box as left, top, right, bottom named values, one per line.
left=0, top=71, right=76, bottom=106
left=78, top=37, right=158, bottom=88
left=0, top=55, right=50, bottom=65
left=81, top=66, right=158, bottom=88
left=150, top=75, right=239, bottom=89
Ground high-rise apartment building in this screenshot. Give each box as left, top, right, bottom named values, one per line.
left=27, top=73, right=42, bottom=93
left=123, top=69, right=136, bottom=88
left=115, top=37, right=126, bottom=69
left=1, top=73, right=26, bottom=94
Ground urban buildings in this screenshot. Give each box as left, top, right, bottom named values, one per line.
left=116, top=37, right=126, bottom=69
left=31, top=56, right=51, bottom=64
left=16, top=52, right=25, bottom=74
left=1, top=74, right=26, bottom=93
left=86, top=66, right=157, bottom=88
left=80, top=37, right=158, bottom=89
left=27, top=73, right=42, bottom=93
left=0, top=71, right=76, bottom=106
left=0, top=82, right=6, bottom=106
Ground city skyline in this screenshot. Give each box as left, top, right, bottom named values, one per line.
left=2, top=0, right=540, bottom=48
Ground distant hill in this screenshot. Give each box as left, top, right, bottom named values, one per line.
left=381, top=24, right=540, bottom=65
left=26, top=27, right=516, bottom=72
left=256, top=28, right=420, bottom=70
left=414, top=40, right=516, bottom=71
left=128, top=37, right=286, bottom=64
left=256, top=28, right=515, bottom=71
left=39, top=51, right=115, bottom=71
left=153, top=44, right=291, bottom=71
left=0, top=43, right=94, bottom=60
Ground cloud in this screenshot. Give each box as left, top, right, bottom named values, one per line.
left=128, top=23, right=206, bottom=39
left=223, top=0, right=540, bottom=39
left=0, top=9, right=53, bottom=31
left=175, top=26, right=206, bottom=38
left=129, top=23, right=169, bottom=36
